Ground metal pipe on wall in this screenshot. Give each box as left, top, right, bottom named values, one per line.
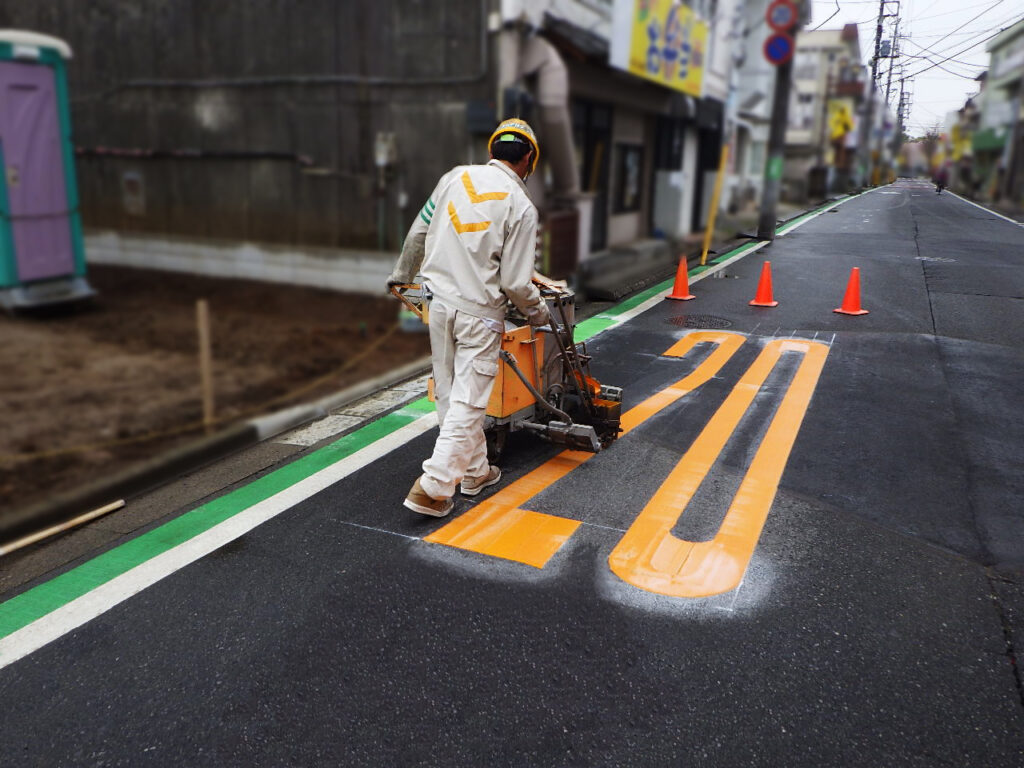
left=518, top=34, right=580, bottom=199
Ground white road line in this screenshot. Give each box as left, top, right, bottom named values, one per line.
left=0, top=412, right=439, bottom=671
left=946, top=191, right=1024, bottom=227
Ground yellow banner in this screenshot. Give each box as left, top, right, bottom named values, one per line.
left=828, top=100, right=854, bottom=141
left=625, top=1, right=707, bottom=97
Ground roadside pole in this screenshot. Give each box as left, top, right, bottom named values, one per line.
left=856, top=0, right=886, bottom=188
left=197, top=299, right=215, bottom=435
left=756, top=0, right=802, bottom=242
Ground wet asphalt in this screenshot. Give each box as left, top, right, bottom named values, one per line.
left=2, top=180, right=1024, bottom=766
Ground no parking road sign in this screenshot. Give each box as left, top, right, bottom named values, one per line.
left=766, top=0, right=798, bottom=32
left=763, top=33, right=794, bottom=66
left=764, top=0, right=797, bottom=67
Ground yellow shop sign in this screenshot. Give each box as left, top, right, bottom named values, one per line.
left=610, top=0, right=708, bottom=97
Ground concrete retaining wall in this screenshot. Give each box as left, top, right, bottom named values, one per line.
left=85, top=230, right=395, bottom=294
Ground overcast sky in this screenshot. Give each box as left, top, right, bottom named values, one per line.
left=810, top=0, right=1024, bottom=136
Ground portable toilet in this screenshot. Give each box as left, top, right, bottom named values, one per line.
left=0, top=30, right=94, bottom=311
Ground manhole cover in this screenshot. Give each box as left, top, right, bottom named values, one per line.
left=666, top=314, right=733, bottom=329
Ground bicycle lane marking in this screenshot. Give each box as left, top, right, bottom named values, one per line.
left=424, top=332, right=746, bottom=567
left=609, top=338, right=829, bottom=598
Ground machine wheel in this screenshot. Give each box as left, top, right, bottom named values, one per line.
left=486, top=424, right=510, bottom=464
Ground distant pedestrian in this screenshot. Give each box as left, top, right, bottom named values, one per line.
left=387, top=119, right=550, bottom=517
left=934, top=165, right=949, bottom=194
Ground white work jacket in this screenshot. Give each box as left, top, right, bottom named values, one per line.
left=390, top=159, right=545, bottom=324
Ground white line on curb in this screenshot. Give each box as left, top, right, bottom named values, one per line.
left=0, top=412, right=438, bottom=671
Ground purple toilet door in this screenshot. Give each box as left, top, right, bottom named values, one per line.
left=0, top=60, right=75, bottom=283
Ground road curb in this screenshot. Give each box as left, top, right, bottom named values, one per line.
left=0, top=423, right=257, bottom=543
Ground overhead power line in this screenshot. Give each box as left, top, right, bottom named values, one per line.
left=904, top=23, right=1012, bottom=79
left=902, top=41, right=988, bottom=69
left=908, top=0, right=1006, bottom=58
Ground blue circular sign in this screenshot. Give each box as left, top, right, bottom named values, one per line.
left=763, top=33, right=794, bottom=66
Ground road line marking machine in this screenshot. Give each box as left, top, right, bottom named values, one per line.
left=391, top=278, right=622, bottom=460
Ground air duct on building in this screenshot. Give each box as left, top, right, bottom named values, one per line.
left=517, top=33, right=580, bottom=198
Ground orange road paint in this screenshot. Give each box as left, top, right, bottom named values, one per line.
left=425, top=332, right=746, bottom=568
left=608, top=339, right=829, bottom=598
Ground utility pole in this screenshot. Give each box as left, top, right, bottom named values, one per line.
left=884, top=19, right=899, bottom=108
left=892, top=77, right=906, bottom=155
left=855, top=0, right=887, bottom=187
left=757, top=0, right=808, bottom=241
left=756, top=37, right=797, bottom=241
left=877, top=16, right=900, bottom=181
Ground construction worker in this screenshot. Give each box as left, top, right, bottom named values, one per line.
left=387, top=119, right=550, bottom=517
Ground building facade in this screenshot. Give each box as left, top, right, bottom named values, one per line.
left=984, top=19, right=1024, bottom=202
left=0, top=0, right=740, bottom=292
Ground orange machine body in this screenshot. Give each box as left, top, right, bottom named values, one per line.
left=427, top=325, right=544, bottom=420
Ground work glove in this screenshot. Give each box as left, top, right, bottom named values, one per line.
left=525, top=302, right=551, bottom=328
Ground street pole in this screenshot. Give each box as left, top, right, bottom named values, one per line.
left=757, top=30, right=798, bottom=241
left=856, top=0, right=886, bottom=188
left=892, top=78, right=905, bottom=157
left=884, top=21, right=898, bottom=108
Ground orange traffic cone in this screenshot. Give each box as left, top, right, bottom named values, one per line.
left=749, top=261, right=778, bottom=307
left=834, top=267, right=869, bottom=315
left=666, top=256, right=696, bottom=301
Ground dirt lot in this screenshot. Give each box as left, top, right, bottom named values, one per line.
left=1, top=265, right=430, bottom=519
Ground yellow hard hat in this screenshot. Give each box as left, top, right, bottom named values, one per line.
left=489, top=118, right=540, bottom=175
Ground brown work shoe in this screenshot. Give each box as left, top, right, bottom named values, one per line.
left=460, top=465, right=502, bottom=497
left=403, top=477, right=454, bottom=517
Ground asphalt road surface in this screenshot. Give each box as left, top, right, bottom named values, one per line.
left=2, top=181, right=1023, bottom=766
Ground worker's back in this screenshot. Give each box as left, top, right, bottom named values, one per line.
left=419, top=159, right=538, bottom=323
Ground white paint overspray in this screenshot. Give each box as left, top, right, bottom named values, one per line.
left=594, top=540, right=778, bottom=621
left=407, top=518, right=580, bottom=589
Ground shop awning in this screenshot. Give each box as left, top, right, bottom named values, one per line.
left=973, top=128, right=1006, bottom=152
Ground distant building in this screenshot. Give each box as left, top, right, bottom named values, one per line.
left=784, top=24, right=866, bottom=201
left=982, top=18, right=1024, bottom=201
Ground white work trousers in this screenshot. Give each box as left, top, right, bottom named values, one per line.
left=420, top=299, right=501, bottom=500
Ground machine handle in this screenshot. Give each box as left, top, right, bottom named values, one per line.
left=390, top=283, right=425, bottom=322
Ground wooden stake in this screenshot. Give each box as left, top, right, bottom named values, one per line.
left=0, top=500, right=126, bottom=556
left=196, top=299, right=215, bottom=434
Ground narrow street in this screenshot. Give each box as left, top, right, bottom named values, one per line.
left=2, top=182, right=1023, bottom=766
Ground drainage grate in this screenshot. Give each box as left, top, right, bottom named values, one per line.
left=666, top=314, right=733, bottom=329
